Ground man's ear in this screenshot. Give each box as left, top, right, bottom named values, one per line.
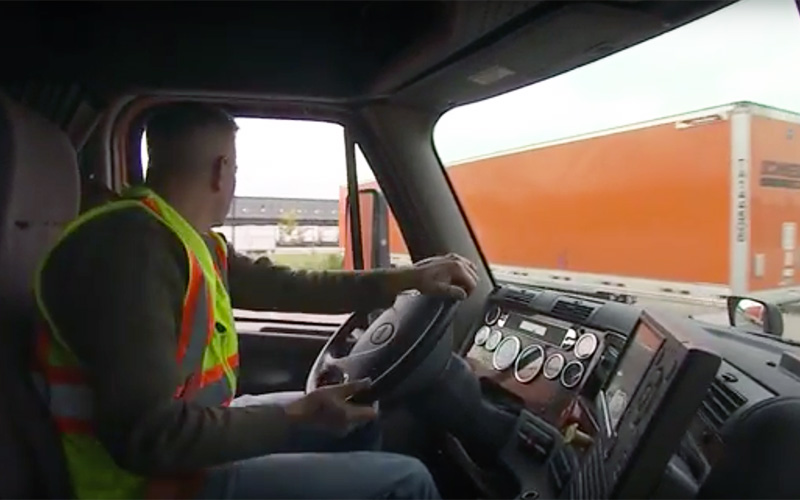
left=210, top=156, right=225, bottom=192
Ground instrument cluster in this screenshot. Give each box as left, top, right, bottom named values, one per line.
left=468, top=303, right=602, bottom=392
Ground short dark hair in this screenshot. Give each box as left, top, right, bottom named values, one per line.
left=144, top=102, right=238, bottom=179
left=146, top=102, right=237, bottom=147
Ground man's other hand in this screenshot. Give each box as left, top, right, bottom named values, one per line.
left=284, top=379, right=377, bottom=434
left=406, top=253, right=479, bottom=300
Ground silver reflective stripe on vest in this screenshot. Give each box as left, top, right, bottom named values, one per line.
left=50, top=383, right=94, bottom=420
left=31, top=372, right=50, bottom=401
left=192, top=377, right=234, bottom=407
left=203, top=234, right=228, bottom=289
left=179, top=279, right=212, bottom=377
left=32, top=372, right=93, bottom=420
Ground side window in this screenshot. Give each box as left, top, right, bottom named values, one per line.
left=342, top=145, right=410, bottom=272
left=136, top=117, right=408, bottom=316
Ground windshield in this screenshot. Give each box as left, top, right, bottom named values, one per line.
left=432, top=0, right=800, bottom=332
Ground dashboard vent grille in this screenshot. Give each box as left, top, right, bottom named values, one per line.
left=502, top=287, right=539, bottom=307
left=552, top=299, right=596, bottom=323
left=506, top=290, right=533, bottom=306
left=699, top=378, right=747, bottom=432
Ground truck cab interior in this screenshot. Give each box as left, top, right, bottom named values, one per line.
left=2, top=1, right=800, bottom=499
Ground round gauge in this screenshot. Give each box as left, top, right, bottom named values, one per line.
left=560, top=328, right=579, bottom=350
left=543, top=353, right=566, bottom=380
left=492, top=336, right=521, bottom=371
left=574, top=333, right=599, bottom=360
left=485, top=305, right=502, bottom=326
left=484, top=330, right=503, bottom=351
left=474, top=326, right=491, bottom=346
left=560, top=361, right=585, bottom=389
left=514, top=344, right=546, bottom=383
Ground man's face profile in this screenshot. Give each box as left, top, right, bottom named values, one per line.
left=211, top=131, right=238, bottom=225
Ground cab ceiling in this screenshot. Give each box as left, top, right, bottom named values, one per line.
left=0, top=1, right=736, bottom=113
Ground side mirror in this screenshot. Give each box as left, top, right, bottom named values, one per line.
left=726, top=296, right=784, bottom=337
left=342, top=188, right=390, bottom=270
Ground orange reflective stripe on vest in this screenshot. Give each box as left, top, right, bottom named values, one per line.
left=35, top=237, right=223, bottom=432
left=193, top=376, right=235, bottom=407
left=46, top=384, right=94, bottom=434
left=33, top=189, right=240, bottom=499
left=174, top=352, right=239, bottom=403
left=139, top=195, right=217, bottom=374
left=34, top=328, right=85, bottom=384
left=202, top=353, right=240, bottom=384
left=205, top=234, right=229, bottom=288
left=32, top=330, right=94, bottom=434
left=177, top=251, right=214, bottom=371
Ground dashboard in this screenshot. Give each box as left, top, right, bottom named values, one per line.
left=454, top=284, right=800, bottom=499
left=464, top=287, right=640, bottom=429
left=466, top=297, right=623, bottom=424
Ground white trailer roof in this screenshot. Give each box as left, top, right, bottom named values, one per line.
left=446, top=101, right=800, bottom=167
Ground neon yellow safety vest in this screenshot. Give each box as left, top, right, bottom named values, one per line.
left=32, top=186, right=238, bottom=499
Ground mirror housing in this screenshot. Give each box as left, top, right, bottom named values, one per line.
left=726, top=296, right=784, bottom=337
left=342, top=188, right=391, bottom=270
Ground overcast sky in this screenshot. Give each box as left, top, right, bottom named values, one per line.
left=142, top=0, right=800, bottom=200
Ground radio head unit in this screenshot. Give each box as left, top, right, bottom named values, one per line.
left=565, top=309, right=720, bottom=499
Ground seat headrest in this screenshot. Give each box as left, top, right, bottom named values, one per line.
left=0, top=93, right=79, bottom=323
left=81, top=176, right=120, bottom=213
left=697, top=396, right=800, bottom=499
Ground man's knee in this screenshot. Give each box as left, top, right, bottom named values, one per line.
left=379, top=454, right=440, bottom=500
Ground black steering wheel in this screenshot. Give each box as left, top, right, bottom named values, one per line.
left=305, top=291, right=460, bottom=404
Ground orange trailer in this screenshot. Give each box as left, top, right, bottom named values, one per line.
left=343, top=102, right=800, bottom=305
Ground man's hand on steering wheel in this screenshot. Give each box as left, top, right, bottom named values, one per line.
left=304, top=253, right=479, bottom=412
left=286, top=379, right=378, bottom=435
left=391, top=253, right=479, bottom=300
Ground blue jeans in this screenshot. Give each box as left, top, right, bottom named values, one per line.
left=196, top=392, right=441, bottom=499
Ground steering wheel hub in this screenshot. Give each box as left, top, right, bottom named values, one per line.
left=306, top=294, right=460, bottom=404
left=370, top=323, right=395, bottom=345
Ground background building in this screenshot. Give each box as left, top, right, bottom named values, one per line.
left=218, top=196, right=341, bottom=261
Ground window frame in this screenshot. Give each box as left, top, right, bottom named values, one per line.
left=108, top=96, right=399, bottom=327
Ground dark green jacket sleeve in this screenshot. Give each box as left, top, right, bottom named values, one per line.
left=40, top=210, right=296, bottom=476
left=227, top=246, right=401, bottom=313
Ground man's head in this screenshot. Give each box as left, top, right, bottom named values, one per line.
left=144, top=102, right=238, bottom=227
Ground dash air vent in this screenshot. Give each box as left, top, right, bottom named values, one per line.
left=552, top=299, right=596, bottom=323
left=500, top=287, right=539, bottom=307
left=506, top=290, right=533, bottom=306
left=699, top=378, right=747, bottom=432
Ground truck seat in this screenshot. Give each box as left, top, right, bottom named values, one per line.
left=80, top=174, right=121, bottom=213
left=696, top=395, right=800, bottom=499
left=0, top=92, right=79, bottom=498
